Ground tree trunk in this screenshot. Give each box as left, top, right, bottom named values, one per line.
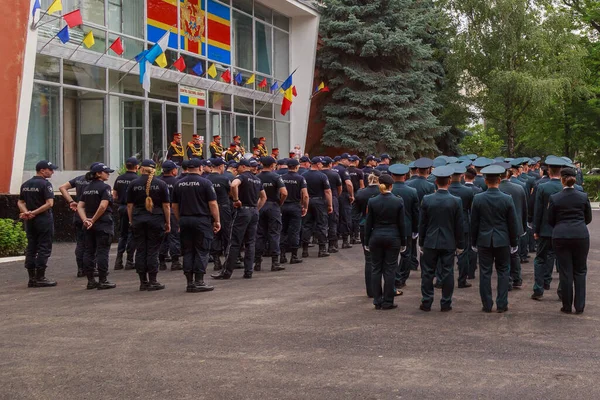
left=506, top=120, right=516, bottom=157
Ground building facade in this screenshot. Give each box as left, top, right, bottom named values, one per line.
left=4, top=0, right=319, bottom=193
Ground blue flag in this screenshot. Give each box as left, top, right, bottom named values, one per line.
left=281, top=74, right=293, bottom=91
left=135, top=50, right=149, bottom=63
left=57, top=26, right=70, bottom=44
left=270, top=81, right=278, bottom=92
left=32, top=0, right=41, bottom=17
left=192, top=62, right=203, bottom=76
left=235, top=72, right=243, bottom=85
left=139, top=59, right=146, bottom=85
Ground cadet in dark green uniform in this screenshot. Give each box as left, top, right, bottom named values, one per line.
left=302, top=157, right=334, bottom=258
left=112, top=157, right=139, bottom=271
left=448, top=164, right=474, bottom=288
left=471, top=165, right=520, bottom=312
left=158, top=161, right=182, bottom=271
left=498, top=163, right=527, bottom=289
left=348, top=155, right=365, bottom=244
left=472, top=157, right=493, bottom=191
left=127, top=159, right=171, bottom=291
left=407, top=157, right=436, bottom=272
left=254, top=156, right=287, bottom=272
left=418, top=166, right=464, bottom=312
left=172, top=158, right=220, bottom=293
left=389, top=164, right=419, bottom=289
left=548, top=167, right=592, bottom=314
left=280, top=158, right=309, bottom=265
left=364, top=174, right=406, bottom=310
left=531, top=156, right=566, bottom=300
left=18, top=160, right=58, bottom=288
left=353, top=170, right=382, bottom=297
left=77, top=163, right=116, bottom=290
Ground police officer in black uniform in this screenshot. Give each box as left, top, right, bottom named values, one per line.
left=112, top=157, right=139, bottom=271
left=158, top=160, right=182, bottom=271
left=298, top=156, right=310, bottom=175
left=127, top=159, right=171, bottom=291
left=334, top=154, right=355, bottom=249
left=321, top=157, right=342, bottom=254
left=172, top=158, right=220, bottom=293
left=255, top=156, right=288, bottom=272
left=375, top=153, right=391, bottom=174
left=212, top=158, right=266, bottom=280
left=18, top=160, right=59, bottom=288
left=362, top=155, right=377, bottom=186
left=77, top=163, right=117, bottom=290
left=276, top=159, right=289, bottom=176
left=280, top=158, right=309, bottom=265
left=206, top=158, right=232, bottom=271
left=348, top=155, right=365, bottom=244
left=302, top=157, right=333, bottom=258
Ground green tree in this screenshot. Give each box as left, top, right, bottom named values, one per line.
left=459, top=125, right=505, bottom=158
left=316, top=0, right=445, bottom=160
left=445, top=0, right=587, bottom=156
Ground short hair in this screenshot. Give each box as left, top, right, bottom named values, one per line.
left=436, top=177, right=450, bottom=186
left=465, top=167, right=477, bottom=180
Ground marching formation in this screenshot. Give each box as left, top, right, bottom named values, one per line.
left=18, top=140, right=592, bottom=314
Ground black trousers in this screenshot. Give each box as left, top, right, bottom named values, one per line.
left=327, top=195, right=339, bottom=242
left=180, top=216, right=213, bottom=274
left=509, top=250, right=522, bottom=286
left=281, top=203, right=302, bottom=251
left=211, top=205, right=232, bottom=256
left=396, top=237, right=411, bottom=285
left=519, top=233, right=528, bottom=260
left=83, top=229, right=112, bottom=276
left=553, top=238, right=589, bottom=312
left=360, top=226, right=373, bottom=297
left=302, top=198, right=328, bottom=246
left=369, top=230, right=401, bottom=308
left=256, top=201, right=282, bottom=257
left=74, top=219, right=85, bottom=269
left=24, top=214, right=53, bottom=270
left=456, top=232, right=470, bottom=285
left=338, top=193, right=352, bottom=237
left=478, top=246, right=510, bottom=310
left=421, top=248, right=455, bottom=308
left=117, top=206, right=134, bottom=258
left=224, top=207, right=259, bottom=274
left=533, top=237, right=555, bottom=294
left=467, top=231, right=478, bottom=279
left=132, top=213, right=166, bottom=274
left=160, top=213, right=181, bottom=258
left=410, top=237, right=419, bottom=270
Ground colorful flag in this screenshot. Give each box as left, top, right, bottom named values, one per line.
left=173, top=56, right=186, bottom=72
left=281, top=73, right=293, bottom=91
left=258, top=77, right=267, bottom=88
left=155, top=52, right=167, bottom=68
left=142, top=61, right=152, bottom=92
left=292, top=86, right=297, bottom=97
left=109, top=38, right=124, bottom=55
left=192, top=62, right=203, bottom=76
left=221, top=69, right=231, bottom=83
left=32, top=0, right=41, bottom=17
left=207, top=63, right=217, bottom=78
left=135, top=50, right=149, bottom=63
left=234, top=72, right=243, bottom=85
left=63, top=9, right=83, bottom=28
left=281, top=87, right=294, bottom=116
left=57, top=25, right=70, bottom=44
left=270, top=81, right=278, bottom=92
left=82, top=31, right=95, bottom=48
left=246, top=74, right=255, bottom=85
left=47, top=0, right=62, bottom=15
left=145, top=31, right=169, bottom=64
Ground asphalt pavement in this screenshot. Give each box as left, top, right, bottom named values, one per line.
left=2, top=216, right=600, bottom=399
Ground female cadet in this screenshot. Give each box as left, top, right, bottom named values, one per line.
left=364, top=174, right=406, bottom=310
left=548, top=167, right=593, bottom=314
left=352, top=170, right=381, bottom=298
left=127, top=159, right=171, bottom=291
left=77, top=163, right=116, bottom=290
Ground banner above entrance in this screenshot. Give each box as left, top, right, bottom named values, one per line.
left=179, top=85, right=206, bottom=106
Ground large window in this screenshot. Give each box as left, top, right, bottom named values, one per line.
left=255, top=21, right=272, bottom=76
left=25, top=85, right=60, bottom=170
left=233, top=11, right=253, bottom=71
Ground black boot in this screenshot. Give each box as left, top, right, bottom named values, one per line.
left=97, top=274, right=116, bottom=290
left=86, top=271, right=98, bottom=290
left=171, top=256, right=183, bottom=271
left=254, top=256, right=262, bottom=272
left=290, top=249, right=303, bottom=264
left=213, top=254, right=223, bottom=271
left=34, top=268, right=57, bottom=287
left=194, top=273, right=214, bottom=292
left=279, top=250, right=288, bottom=264
left=147, top=272, right=165, bottom=291
left=271, top=255, right=285, bottom=271
left=328, top=240, right=339, bottom=254
left=124, top=254, right=135, bottom=270
left=318, top=244, right=330, bottom=258
left=76, top=258, right=85, bottom=277
left=27, top=269, right=36, bottom=288
left=114, top=252, right=124, bottom=270
left=159, top=255, right=167, bottom=271
left=302, top=243, right=309, bottom=258
left=185, top=272, right=198, bottom=293
left=211, top=270, right=231, bottom=280
left=342, top=236, right=352, bottom=249
left=138, top=273, right=149, bottom=291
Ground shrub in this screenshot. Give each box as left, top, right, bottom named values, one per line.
left=0, top=219, right=27, bottom=257
left=583, top=175, right=600, bottom=201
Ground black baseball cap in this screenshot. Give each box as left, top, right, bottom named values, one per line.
left=162, top=161, right=177, bottom=171
left=141, top=159, right=156, bottom=168
left=90, top=163, right=115, bottom=174
left=287, top=159, right=299, bottom=167
left=35, top=160, right=58, bottom=171
left=125, top=157, right=139, bottom=166
left=311, top=156, right=324, bottom=164
left=300, top=156, right=310, bottom=163
left=210, top=158, right=225, bottom=167
left=188, top=159, right=202, bottom=168
left=260, top=156, right=276, bottom=166
left=238, top=158, right=251, bottom=167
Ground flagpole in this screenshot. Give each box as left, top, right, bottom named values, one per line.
left=37, top=34, right=58, bottom=55
left=34, top=15, right=61, bottom=30
left=32, top=10, right=48, bottom=30
left=108, top=62, right=139, bottom=92
left=67, top=41, right=84, bottom=60
left=93, top=48, right=109, bottom=65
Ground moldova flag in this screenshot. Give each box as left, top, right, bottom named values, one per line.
left=147, top=0, right=231, bottom=64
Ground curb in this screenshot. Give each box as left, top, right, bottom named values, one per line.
left=0, top=256, right=25, bottom=264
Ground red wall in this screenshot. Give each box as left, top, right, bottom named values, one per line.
left=0, top=0, right=29, bottom=193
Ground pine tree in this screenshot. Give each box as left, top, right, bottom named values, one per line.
left=316, top=0, right=445, bottom=160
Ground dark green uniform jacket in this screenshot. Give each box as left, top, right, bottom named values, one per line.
left=471, top=188, right=519, bottom=248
